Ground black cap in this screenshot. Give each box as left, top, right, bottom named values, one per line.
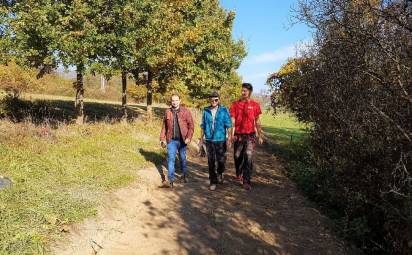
left=209, top=91, right=220, bottom=98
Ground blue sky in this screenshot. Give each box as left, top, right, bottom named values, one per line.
left=220, top=0, right=312, bottom=93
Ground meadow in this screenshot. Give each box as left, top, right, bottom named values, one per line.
left=0, top=92, right=309, bottom=254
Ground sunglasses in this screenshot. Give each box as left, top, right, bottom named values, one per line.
left=210, top=98, right=219, bottom=102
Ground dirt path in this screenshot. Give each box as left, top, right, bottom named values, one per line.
left=52, top=146, right=353, bottom=255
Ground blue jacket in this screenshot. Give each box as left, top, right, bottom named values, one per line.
left=200, top=105, right=232, bottom=142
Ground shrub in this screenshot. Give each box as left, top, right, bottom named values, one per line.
left=268, top=1, right=412, bottom=254
left=0, top=62, right=40, bottom=98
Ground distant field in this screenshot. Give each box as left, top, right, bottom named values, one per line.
left=261, top=112, right=308, bottom=145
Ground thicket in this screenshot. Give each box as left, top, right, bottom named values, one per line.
left=267, top=0, right=411, bottom=254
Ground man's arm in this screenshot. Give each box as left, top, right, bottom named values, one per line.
left=185, top=110, right=195, bottom=144
left=231, top=117, right=236, bottom=137
left=160, top=111, right=167, bottom=147
left=255, top=116, right=264, bottom=145
left=200, top=128, right=204, bottom=143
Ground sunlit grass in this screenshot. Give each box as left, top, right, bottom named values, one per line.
left=261, top=112, right=308, bottom=145
left=0, top=119, right=165, bottom=254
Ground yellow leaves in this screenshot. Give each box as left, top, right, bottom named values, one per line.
left=0, top=61, right=40, bottom=97
left=277, top=58, right=300, bottom=77
left=184, top=29, right=201, bottom=44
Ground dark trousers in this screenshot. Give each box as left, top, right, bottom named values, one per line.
left=206, top=141, right=226, bottom=184
left=234, top=134, right=256, bottom=184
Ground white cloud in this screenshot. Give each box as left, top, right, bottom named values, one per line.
left=249, top=45, right=296, bottom=64
left=243, top=71, right=272, bottom=80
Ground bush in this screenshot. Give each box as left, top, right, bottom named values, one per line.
left=0, top=62, right=40, bottom=98
left=268, top=1, right=412, bottom=254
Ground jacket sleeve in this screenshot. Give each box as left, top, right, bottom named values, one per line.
left=224, top=108, right=232, bottom=128
left=200, top=110, right=205, bottom=129
left=186, top=109, right=195, bottom=140
left=160, top=110, right=167, bottom=141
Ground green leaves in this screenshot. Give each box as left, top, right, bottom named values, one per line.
left=1, top=0, right=246, bottom=104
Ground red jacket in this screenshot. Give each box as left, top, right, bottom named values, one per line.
left=160, top=107, right=194, bottom=143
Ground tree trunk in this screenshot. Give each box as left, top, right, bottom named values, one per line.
left=121, top=71, right=128, bottom=120
left=100, top=75, right=106, bottom=92
left=146, top=69, right=153, bottom=121
left=131, top=69, right=139, bottom=86
left=74, top=65, right=85, bottom=124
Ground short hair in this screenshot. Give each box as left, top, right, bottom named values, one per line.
left=242, top=83, right=253, bottom=92
left=171, top=94, right=180, bottom=99
left=209, top=91, right=220, bottom=98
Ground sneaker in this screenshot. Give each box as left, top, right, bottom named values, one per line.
left=218, top=174, right=224, bottom=184
left=181, top=175, right=188, bottom=183
left=209, top=184, right=217, bottom=191
left=243, top=183, right=251, bottom=190
left=235, top=175, right=243, bottom=182
left=170, top=182, right=174, bottom=189
left=161, top=179, right=168, bottom=187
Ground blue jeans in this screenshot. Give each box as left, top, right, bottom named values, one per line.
left=167, top=139, right=187, bottom=182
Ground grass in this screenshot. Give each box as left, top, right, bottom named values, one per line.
left=0, top=95, right=168, bottom=254
left=261, top=112, right=308, bottom=145
left=260, top=112, right=310, bottom=164
left=261, top=112, right=346, bottom=235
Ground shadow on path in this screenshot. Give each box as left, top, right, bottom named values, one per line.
left=139, top=145, right=351, bottom=255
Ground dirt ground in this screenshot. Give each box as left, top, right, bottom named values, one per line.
left=51, top=145, right=355, bottom=255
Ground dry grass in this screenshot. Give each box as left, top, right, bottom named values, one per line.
left=0, top=116, right=166, bottom=254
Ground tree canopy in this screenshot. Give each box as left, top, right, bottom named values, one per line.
left=0, top=0, right=246, bottom=122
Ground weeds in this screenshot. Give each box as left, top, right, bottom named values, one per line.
left=0, top=115, right=165, bottom=254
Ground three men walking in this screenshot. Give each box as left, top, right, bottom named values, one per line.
left=160, top=83, right=263, bottom=191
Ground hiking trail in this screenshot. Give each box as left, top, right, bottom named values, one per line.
left=52, top=145, right=354, bottom=255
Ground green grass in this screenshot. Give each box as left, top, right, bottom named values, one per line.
left=260, top=112, right=322, bottom=198
left=261, top=112, right=308, bottom=145
left=0, top=105, right=166, bottom=254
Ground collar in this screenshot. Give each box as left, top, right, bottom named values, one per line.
left=171, top=106, right=180, bottom=112
left=206, top=105, right=220, bottom=112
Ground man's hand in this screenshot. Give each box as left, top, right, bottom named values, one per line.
left=184, top=138, right=191, bottom=145
left=258, top=136, right=264, bottom=145
left=160, top=140, right=166, bottom=148
left=226, top=136, right=232, bottom=148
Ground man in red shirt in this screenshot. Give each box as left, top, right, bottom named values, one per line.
left=229, top=83, right=264, bottom=190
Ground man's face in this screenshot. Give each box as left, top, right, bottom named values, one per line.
left=171, top=96, right=180, bottom=108
left=209, top=97, right=219, bottom=107
left=241, top=88, right=251, bottom=99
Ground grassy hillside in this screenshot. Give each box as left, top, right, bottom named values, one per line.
left=0, top=94, right=167, bottom=254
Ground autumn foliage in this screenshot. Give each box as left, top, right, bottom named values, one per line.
left=268, top=0, right=411, bottom=254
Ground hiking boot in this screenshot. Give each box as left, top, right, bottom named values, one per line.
left=169, top=181, right=174, bottom=189
left=218, top=174, right=224, bottom=184
left=209, top=184, right=217, bottom=191
left=235, top=175, right=243, bottom=182
left=181, top=175, right=188, bottom=183
left=243, top=183, right=251, bottom=191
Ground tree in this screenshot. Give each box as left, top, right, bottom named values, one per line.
left=133, top=0, right=246, bottom=119
left=176, top=0, right=246, bottom=100
left=1, top=0, right=102, bottom=124
left=90, top=0, right=146, bottom=120
left=1, top=0, right=60, bottom=75
left=54, top=0, right=103, bottom=124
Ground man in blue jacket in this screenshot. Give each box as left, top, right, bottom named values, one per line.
left=200, top=92, right=232, bottom=191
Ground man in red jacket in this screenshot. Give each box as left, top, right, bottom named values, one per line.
left=160, top=94, right=194, bottom=188
left=229, top=83, right=264, bottom=190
